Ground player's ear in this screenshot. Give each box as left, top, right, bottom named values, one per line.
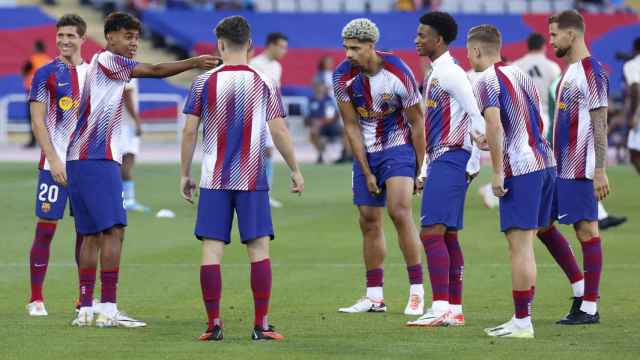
left=217, top=39, right=225, bottom=53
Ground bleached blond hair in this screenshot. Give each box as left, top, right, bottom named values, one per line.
left=341, top=18, right=379, bottom=43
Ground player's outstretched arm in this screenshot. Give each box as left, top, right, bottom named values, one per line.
left=590, top=107, right=610, bottom=200
left=180, top=114, right=201, bottom=203
left=132, top=55, right=220, bottom=79
left=484, top=107, right=507, bottom=197
left=337, top=101, right=379, bottom=194
left=30, top=101, right=66, bottom=186
left=268, top=117, right=304, bottom=194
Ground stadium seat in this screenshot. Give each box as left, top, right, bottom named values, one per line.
left=530, top=0, right=553, bottom=13
left=344, top=0, right=367, bottom=13
left=321, top=0, right=343, bottom=12
left=439, top=0, right=461, bottom=13
left=254, top=0, right=275, bottom=11
left=461, top=1, right=483, bottom=13
left=484, top=0, right=506, bottom=14
left=506, top=0, right=528, bottom=14
left=369, top=0, right=394, bottom=13
left=299, top=0, right=321, bottom=12
left=275, top=0, right=297, bottom=12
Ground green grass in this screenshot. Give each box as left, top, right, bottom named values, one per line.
left=1, top=162, right=639, bottom=359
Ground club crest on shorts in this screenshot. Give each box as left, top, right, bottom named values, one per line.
left=41, top=202, right=51, bottom=213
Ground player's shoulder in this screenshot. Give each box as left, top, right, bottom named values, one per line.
left=34, top=59, right=60, bottom=77
left=580, top=56, right=606, bottom=75
left=381, top=52, right=412, bottom=73
left=334, top=59, right=355, bottom=76
left=623, top=55, right=640, bottom=71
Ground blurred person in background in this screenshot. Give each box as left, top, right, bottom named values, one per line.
left=306, top=81, right=341, bottom=164
left=250, top=32, right=288, bottom=208
left=22, top=40, right=52, bottom=148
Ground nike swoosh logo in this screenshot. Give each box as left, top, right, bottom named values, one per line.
left=558, top=214, right=569, bottom=219
left=420, top=216, right=426, bottom=221
left=58, top=82, right=69, bottom=86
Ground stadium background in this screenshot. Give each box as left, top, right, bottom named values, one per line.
left=1, top=1, right=639, bottom=359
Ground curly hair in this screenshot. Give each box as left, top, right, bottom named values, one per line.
left=419, top=11, right=458, bottom=45
left=341, top=18, right=379, bottom=43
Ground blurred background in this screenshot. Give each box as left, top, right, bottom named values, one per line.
left=0, top=0, right=638, bottom=164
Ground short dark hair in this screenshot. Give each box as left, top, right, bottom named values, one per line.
left=549, top=10, right=585, bottom=33
left=266, top=32, right=288, bottom=46
left=527, top=32, right=545, bottom=51
left=34, top=39, right=46, bottom=52
left=634, top=37, right=640, bottom=52
left=467, top=24, right=502, bottom=52
left=419, top=11, right=458, bottom=45
left=104, top=12, right=141, bottom=36
left=215, top=15, right=251, bottom=47
left=57, top=14, right=87, bottom=37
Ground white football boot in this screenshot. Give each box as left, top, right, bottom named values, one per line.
left=484, top=318, right=534, bottom=339
left=406, top=308, right=451, bottom=327
left=72, top=307, right=93, bottom=327
left=338, top=297, right=387, bottom=313
left=26, top=301, right=48, bottom=317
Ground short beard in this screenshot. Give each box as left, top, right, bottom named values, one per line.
left=555, top=46, right=569, bottom=58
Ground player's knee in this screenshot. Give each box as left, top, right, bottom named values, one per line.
left=574, top=221, right=598, bottom=242
left=388, top=203, right=411, bottom=225
left=359, top=214, right=382, bottom=234
left=420, top=224, right=446, bottom=238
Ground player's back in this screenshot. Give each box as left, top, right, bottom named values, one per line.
left=513, top=53, right=561, bottom=110
left=184, top=64, right=285, bottom=191
left=474, top=62, right=555, bottom=177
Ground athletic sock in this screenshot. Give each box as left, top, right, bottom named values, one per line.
left=29, top=222, right=57, bottom=302
left=200, top=264, right=222, bottom=329
left=406, top=264, right=423, bottom=286
left=421, top=234, right=450, bottom=302
left=100, top=268, right=119, bottom=304
left=513, top=289, right=532, bottom=328
left=581, top=237, right=602, bottom=315
left=538, top=226, right=584, bottom=288
left=445, top=232, right=464, bottom=307
left=79, top=268, right=97, bottom=308
left=366, top=268, right=384, bottom=302
left=251, top=259, right=272, bottom=329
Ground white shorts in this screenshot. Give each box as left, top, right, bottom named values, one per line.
left=628, top=126, right=640, bottom=151
left=121, top=121, right=141, bottom=155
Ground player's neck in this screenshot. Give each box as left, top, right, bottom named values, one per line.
left=429, top=47, right=448, bottom=62
left=565, top=40, right=590, bottom=64
left=58, top=53, right=83, bottom=66
left=222, top=52, right=248, bottom=66
left=362, top=53, right=383, bottom=76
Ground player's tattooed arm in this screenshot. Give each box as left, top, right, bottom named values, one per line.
left=404, top=103, right=426, bottom=181
left=30, top=101, right=67, bottom=186
left=590, top=106, right=610, bottom=200
left=338, top=101, right=380, bottom=195
left=132, top=55, right=221, bottom=78
left=269, top=117, right=304, bottom=194
left=483, top=107, right=507, bottom=197
left=180, top=114, right=201, bottom=203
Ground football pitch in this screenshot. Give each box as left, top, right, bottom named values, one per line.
left=1, top=162, right=638, bottom=359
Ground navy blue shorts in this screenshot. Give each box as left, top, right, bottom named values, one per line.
left=421, top=149, right=470, bottom=230
left=195, top=189, right=274, bottom=244
left=66, top=160, right=127, bottom=235
left=35, top=170, right=68, bottom=220
left=499, top=167, right=556, bottom=232
left=551, top=178, right=598, bottom=225
left=352, top=144, right=416, bottom=207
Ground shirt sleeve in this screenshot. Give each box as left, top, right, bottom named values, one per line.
left=333, top=62, right=352, bottom=103
left=623, top=61, right=640, bottom=85
left=183, top=75, right=205, bottom=117
left=584, top=59, right=608, bottom=110
left=28, top=66, right=51, bottom=103
left=466, top=144, right=481, bottom=175
left=473, top=72, right=500, bottom=113
left=442, top=65, right=486, bottom=134
left=98, top=51, right=138, bottom=82
left=267, top=80, right=286, bottom=121
left=391, top=61, right=421, bottom=109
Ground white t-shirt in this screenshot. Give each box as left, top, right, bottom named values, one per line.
left=249, top=53, right=282, bottom=86
left=123, top=78, right=139, bottom=125
left=513, top=52, right=561, bottom=135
